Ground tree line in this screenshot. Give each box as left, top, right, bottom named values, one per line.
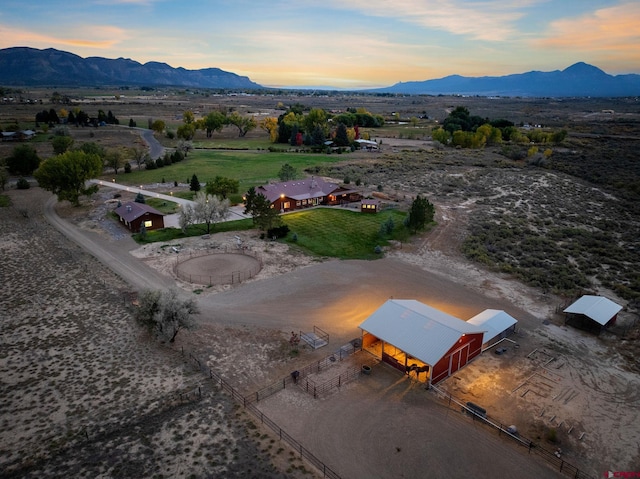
left=431, top=106, right=567, bottom=149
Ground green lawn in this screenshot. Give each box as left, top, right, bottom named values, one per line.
left=135, top=207, right=412, bottom=260
left=282, top=208, right=409, bottom=259
left=104, top=149, right=350, bottom=193
left=145, top=197, right=180, bottom=214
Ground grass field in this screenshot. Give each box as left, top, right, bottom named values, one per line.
left=104, top=149, right=353, bottom=194
left=282, top=208, right=409, bottom=260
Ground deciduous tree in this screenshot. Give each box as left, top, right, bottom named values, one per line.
left=204, top=111, right=226, bottom=138
left=151, top=120, right=165, bottom=134
left=34, top=150, right=102, bottom=206
left=226, top=112, right=257, bottom=137
left=105, top=148, right=124, bottom=175
left=205, top=176, right=239, bottom=199
left=51, top=135, right=74, bottom=155
left=192, top=191, right=230, bottom=234
left=6, top=144, right=41, bottom=176
left=261, top=117, right=279, bottom=143
left=135, top=289, right=198, bottom=343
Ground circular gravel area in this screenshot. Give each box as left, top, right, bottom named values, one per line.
left=176, top=253, right=261, bottom=285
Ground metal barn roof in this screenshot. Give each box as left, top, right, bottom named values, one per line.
left=563, top=295, right=622, bottom=326
left=467, top=309, right=518, bottom=344
left=358, top=299, right=484, bottom=366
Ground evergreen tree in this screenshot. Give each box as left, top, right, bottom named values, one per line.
left=406, top=195, right=435, bottom=233
left=135, top=192, right=146, bottom=204
left=190, top=174, right=201, bottom=192
left=334, top=123, right=350, bottom=147
left=278, top=163, right=297, bottom=181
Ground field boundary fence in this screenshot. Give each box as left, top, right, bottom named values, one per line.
left=179, top=347, right=342, bottom=479
left=429, top=384, right=595, bottom=479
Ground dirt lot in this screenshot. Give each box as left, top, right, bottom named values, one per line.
left=2, top=92, right=640, bottom=478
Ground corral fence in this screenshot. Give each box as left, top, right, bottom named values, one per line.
left=429, top=384, right=595, bottom=479
left=174, top=247, right=262, bottom=286
left=180, top=348, right=342, bottom=479
left=252, top=341, right=363, bottom=402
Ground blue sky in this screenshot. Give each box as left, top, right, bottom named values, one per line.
left=1, top=0, right=638, bottom=88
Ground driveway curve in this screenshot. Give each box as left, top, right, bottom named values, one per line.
left=44, top=195, right=175, bottom=292
left=139, top=128, right=165, bottom=159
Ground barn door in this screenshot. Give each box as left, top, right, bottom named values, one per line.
left=448, top=343, right=470, bottom=375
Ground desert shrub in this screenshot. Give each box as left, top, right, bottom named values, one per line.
left=545, top=428, right=558, bottom=444
left=16, top=177, right=30, bottom=189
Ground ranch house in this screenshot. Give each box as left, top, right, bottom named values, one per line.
left=114, top=201, right=165, bottom=233
left=253, top=177, right=361, bottom=212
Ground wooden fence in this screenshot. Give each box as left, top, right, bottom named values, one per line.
left=174, top=248, right=262, bottom=286
left=180, top=348, right=342, bottom=479
left=430, top=384, right=595, bottom=479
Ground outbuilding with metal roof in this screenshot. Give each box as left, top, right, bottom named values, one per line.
left=359, top=299, right=485, bottom=387
left=467, top=309, right=518, bottom=348
left=563, top=295, right=622, bottom=334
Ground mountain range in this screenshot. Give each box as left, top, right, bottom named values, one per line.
left=0, top=47, right=261, bottom=90
left=370, top=62, right=640, bottom=97
left=1, top=47, right=639, bottom=97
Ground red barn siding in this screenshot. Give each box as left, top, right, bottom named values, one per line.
left=431, top=333, right=483, bottom=384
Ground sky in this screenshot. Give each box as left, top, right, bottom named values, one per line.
left=1, top=0, right=639, bottom=89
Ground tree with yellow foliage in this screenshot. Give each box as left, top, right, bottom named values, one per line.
left=261, top=117, right=278, bottom=143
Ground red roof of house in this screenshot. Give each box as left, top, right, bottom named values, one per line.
left=114, top=201, right=164, bottom=223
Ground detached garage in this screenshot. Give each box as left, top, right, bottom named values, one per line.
left=563, top=295, right=622, bottom=334
left=359, top=300, right=485, bottom=387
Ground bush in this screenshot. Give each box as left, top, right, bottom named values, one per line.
left=16, top=177, right=30, bottom=189
left=145, top=158, right=157, bottom=170
left=267, top=224, right=290, bottom=239
left=124, top=162, right=132, bottom=173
